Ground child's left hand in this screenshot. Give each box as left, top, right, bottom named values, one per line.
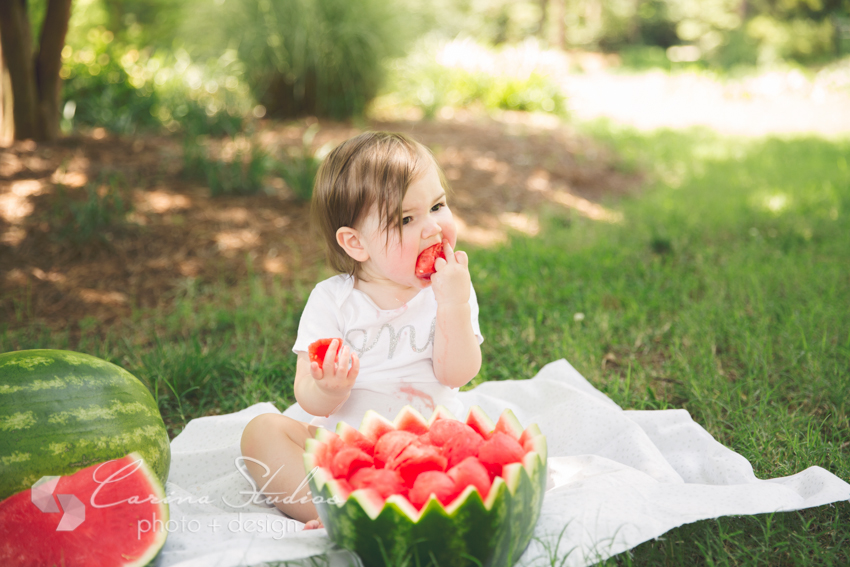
left=431, top=240, right=471, bottom=307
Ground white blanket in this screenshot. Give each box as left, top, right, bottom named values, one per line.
left=155, top=359, right=850, bottom=567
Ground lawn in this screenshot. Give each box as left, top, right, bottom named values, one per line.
left=2, top=121, right=848, bottom=566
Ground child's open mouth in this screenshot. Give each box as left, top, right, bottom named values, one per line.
left=415, top=243, right=445, bottom=280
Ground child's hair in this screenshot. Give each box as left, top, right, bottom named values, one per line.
left=311, top=131, right=449, bottom=276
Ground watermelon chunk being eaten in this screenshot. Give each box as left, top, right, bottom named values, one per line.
left=303, top=405, right=548, bottom=567
left=414, top=243, right=446, bottom=280
left=0, top=452, right=168, bottom=567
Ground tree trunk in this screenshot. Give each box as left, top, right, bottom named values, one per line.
left=0, top=0, right=40, bottom=140
left=551, top=0, right=566, bottom=49
left=0, top=0, right=73, bottom=141
left=0, top=35, right=15, bottom=145
left=537, top=0, right=548, bottom=41
left=36, top=0, right=73, bottom=140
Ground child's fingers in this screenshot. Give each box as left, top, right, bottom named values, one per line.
left=310, top=360, right=323, bottom=380
left=348, top=352, right=360, bottom=380
left=442, top=240, right=457, bottom=263
left=454, top=250, right=468, bottom=266
left=323, top=339, right=339, bottom=376
left=335, top=345, right=351, bottom=379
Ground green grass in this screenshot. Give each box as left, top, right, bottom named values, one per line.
left=2, top=123, right=848, bottom=565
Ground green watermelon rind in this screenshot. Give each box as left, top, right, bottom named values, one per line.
left=305, top=405, right=548, bottom=567
left=117, top=451, right=171, bottom=567
left=0, top=349, right=171, bottom=500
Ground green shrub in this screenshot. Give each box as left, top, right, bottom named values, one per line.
left=61, top=26, right=252, bottom=136
left=180, top=0, right=416, bottom=120
left=384, top=39, right=567, bottom=118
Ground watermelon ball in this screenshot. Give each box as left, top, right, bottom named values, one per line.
left=373, top=430, right=418, bottom=468
left=388, top=443, right=447, bottom=487
left=477, top=432, right=526, bottom=477
left=447, top=456, right=491, bottom=500
left=428, top=418, right=478, bottom=447
left=409, top=471, right=461, bottom=509
left=308, top=338, right=341, bottom=369
left=336, top=422, right=376, bottom=456
left=349, top=467, right=407, bottom=500
left=331, top=446, right=374, bottom=479
left=440, top=427, right=484, bottom=469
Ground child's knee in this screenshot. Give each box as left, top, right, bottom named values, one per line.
left=241, top=413, right=279, bottom=454
left=241, top=413, right=303, bottom=455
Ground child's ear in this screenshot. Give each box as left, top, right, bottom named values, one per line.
left=336, top=226, right=369, bottom=262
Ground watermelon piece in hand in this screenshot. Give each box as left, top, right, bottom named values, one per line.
left=414, top=243, right=446, bottom=280
left=308, top=338, right=341, bottom=369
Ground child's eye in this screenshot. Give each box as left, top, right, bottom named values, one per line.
left=402, top=216, right=412, bottom=226
left=431, top=202, right=445, bottom=212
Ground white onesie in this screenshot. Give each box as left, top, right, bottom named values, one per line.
left=291, top=274, right=484, bottom=431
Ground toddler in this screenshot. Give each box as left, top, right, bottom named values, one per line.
left=240, top=131, right=484, bottom=527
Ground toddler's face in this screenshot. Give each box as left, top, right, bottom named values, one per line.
left=358, top=162, right=457, bottom=289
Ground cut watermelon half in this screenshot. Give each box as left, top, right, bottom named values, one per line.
left=0, top=452, right=168, bottom=567
left=303, top=405, right=547, bottom=567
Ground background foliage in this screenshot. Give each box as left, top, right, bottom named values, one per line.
left=34, top=0, right=846, bottom=138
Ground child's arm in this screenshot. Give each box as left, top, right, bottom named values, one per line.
left=431, top=240, right=482, bottom=389
left=294, top=340, right=360, bottom=417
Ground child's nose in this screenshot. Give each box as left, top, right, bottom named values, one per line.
left=422, top=217, right=441, bottom=240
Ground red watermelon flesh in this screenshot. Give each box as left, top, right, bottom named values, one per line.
left=337, top=423, right=376, bottom=456
left=0, top=453, right=167, bottom=567
left=465, top=411, right=493, bottom=440
left=317, top=409, right=535, bottom=513
left=331, top=447, right=374, bottom=479
left=428, top=419, right=478, bottom=447
left=350, top=467, right=407, bottom=499
left=441, top=429, right=484, bottom=469
left=308, top=338, right=341, bottom=369
left=409, top=471, right=460, bottom=509
left=388, top=444, right=447, bottom=487
left=415, top=243, right=446, bottom=280
left=478, top=433, right=526, bottom=476
left=447, top=456, right=491, bottom=500
left=374, top=430, right=417, bottom=467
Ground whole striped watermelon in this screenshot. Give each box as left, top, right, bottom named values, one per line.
left=0, top=349, right=170, bottom=500
left=304, top=405, right=547, bottom=567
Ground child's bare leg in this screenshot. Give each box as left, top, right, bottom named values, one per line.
left=240, top=413, right=321, bottom=524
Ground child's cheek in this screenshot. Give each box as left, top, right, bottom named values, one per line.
left=440, top=214, right=458, bottom=248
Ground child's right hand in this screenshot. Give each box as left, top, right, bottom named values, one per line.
left=310, top=339, right=359, bottom=397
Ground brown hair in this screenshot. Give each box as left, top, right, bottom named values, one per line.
left=311, top=131, right=448, bottom=276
